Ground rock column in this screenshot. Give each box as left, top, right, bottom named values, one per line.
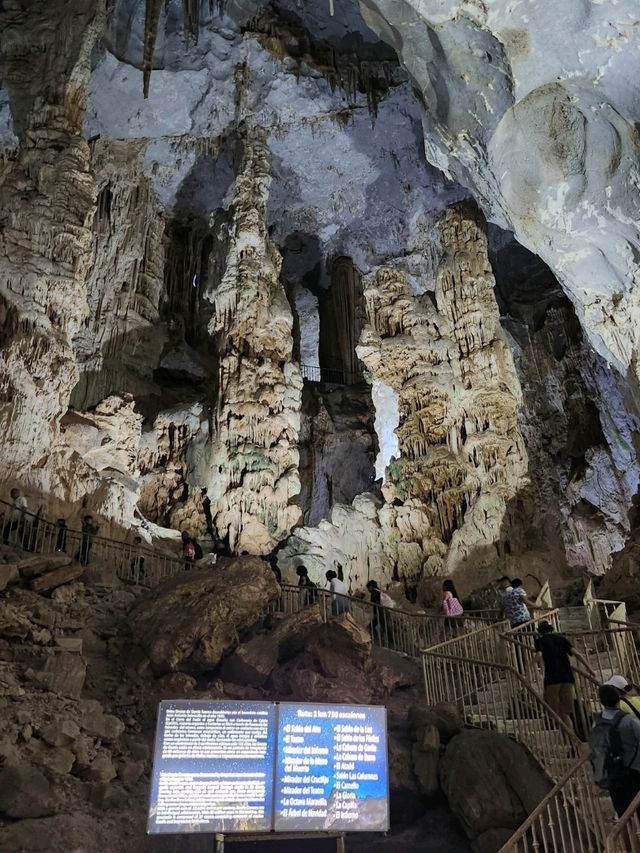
left=208, top=128, right=302, bottom=554
left=0, top=1, right=104, bottom=476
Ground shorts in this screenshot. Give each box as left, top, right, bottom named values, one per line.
left=445, top=617, right=465, bottom=630
left=544, top=683, right=574, bottom=718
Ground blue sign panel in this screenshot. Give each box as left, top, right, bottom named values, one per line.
left=147, top=700, right=389, bottom=835
left=274, top=702, right=389, bottom=832
left=148, top=700, right=276, bottom=834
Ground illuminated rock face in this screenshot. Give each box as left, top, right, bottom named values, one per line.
left=359, top=0, right=640, bottom=378
left=280, top=203, right=529, bottom=589
left=361, top=203, right=528, bottom=572
left=0, top=0, right=639, bottom=586
left=206, top=130, right=303, bottom=554
left=0, top=1, right=104, bottom=477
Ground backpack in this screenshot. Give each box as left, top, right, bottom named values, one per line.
left=589, top=712, right=635, bottom=790
left=380, top=592, right=396, bottom=609
left=193, top=540, right=203, bottom=560
left=621, top=698, right=640, bottom=721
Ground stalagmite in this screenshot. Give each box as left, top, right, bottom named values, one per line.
left=206, top=128, right=302, bottom=554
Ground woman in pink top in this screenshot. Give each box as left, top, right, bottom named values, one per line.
left=441, top=579, right=465, bottom=637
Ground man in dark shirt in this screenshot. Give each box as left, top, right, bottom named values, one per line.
left=201, top=488, right=214, bottom=538
left=534, top=621, right=596, bottom=730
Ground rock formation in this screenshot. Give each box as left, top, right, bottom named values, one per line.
left=1, top=0, right=640, bottom=596
left=360, top=0, right=640, bottom=380
left=281, top=202, right=529, bottom=592
left=206, top=128, right=303, bottom=554
left=0, top=545, right=470, bottom=852
left=0, top=1, right=103, bottom=476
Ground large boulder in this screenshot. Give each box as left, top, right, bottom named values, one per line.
left=220, top=604, right=323, bottom=687
left=129, top=556, right=279, bottom=673
left=440, top=730, right=552, bottom=850
left=0, top=765, right=58, bottom=818
left=409, top=702, right=463, bottom=744
left=268, top=614, right=374, bottom=704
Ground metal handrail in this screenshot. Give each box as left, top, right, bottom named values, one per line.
left=503, top=608, right=562, bottom=635
left=604, top=786, right=640, bottom=852
left=501, top=632, right=602, bottom=740
left=0, top=496, right=188, bottom=586
left=424, top=593, right=636, bottom=853
left=496, top=755, right=607, bottom=853
left=270, top=584, right=495, bottom=659
left=422, top=643, right=582, bottom=765
left=504, top=622, right=640, bottom=696
left=423, top=636, right=607, bottom=850
left=299, top=363, right=364, bottom=386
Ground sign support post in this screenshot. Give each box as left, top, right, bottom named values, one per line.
left=214, top=831, right=346, bottom=852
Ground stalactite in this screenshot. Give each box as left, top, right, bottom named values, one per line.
left=143, top=0, right=164, bottom=98
left=183, top=0, right=200, bottom=43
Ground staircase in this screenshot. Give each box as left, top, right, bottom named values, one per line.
left=422, top=591, right=640, bottom=853
left=5, top=494, right=640, bottom=850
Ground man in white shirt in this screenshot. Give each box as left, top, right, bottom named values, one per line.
left=325, top=570, right=350, bottom=616
left=499, top=576, right=540, bottom=628
left=3, top=488, right=28, bottom=545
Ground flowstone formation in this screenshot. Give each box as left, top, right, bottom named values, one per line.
left=0, top=0, right=104, bottom=478
left=360, top=0, right=640, bottom=378
left=281, top=203, right=528, bottom=591
left=207, top=129, right=303, bottom=554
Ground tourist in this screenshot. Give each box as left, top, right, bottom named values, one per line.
left=2, top=487, right=28, bottom=546
left=590, top=684, right=640, bottom=817
left=500, top=576, right=540, bottom=628
left=534, top=621, right=596, bottom=730
left=603, top=676, right=640, bottom=721
left=181, top=530, right=197, bottom=567
left=130, top=535, right=145, bottom=582
left=366, top=580, right=387, bottom=644
left=296, top=564, right=317, bottom=606
left=326, top=569, right=349, bottom=616
left=441, top=579, right=465, bottom=637
left=266, top=554, right=282, bottom=584
left=79, top=515, right=99, bottom=565
left=55, top=518, right=67, bottom=553
left=201, top=488, right=214, bottom=538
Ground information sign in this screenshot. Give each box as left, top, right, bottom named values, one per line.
left=148, top=700, right=276, bottom=834
left=275, top=702, right=388, bottom=832
left=148, top=700, right=389, bottom=835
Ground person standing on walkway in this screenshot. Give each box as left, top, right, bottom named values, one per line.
left=201, top=488, right=214, bottom=538
left=367, top=579, right=391, bottom=645
left=3, top=487, right=28, bottom=545
left=130, top=535, right=145, bottom=582
left=590, top=684, right=640, bottom=817
left=181, top=530, right=197, bottom=567
left=55, top=518, right=68, bottom=553
left=500, top=577, right=541, bottom=628
left=326, top=569, right=349, bottom=616
left=441, top=579, right=465, bottom=637
left=534, top=621, right=596, bottom=730
left=296, top=565, right=317, bottom=606
left=79, top=515, right=99, bottom=565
